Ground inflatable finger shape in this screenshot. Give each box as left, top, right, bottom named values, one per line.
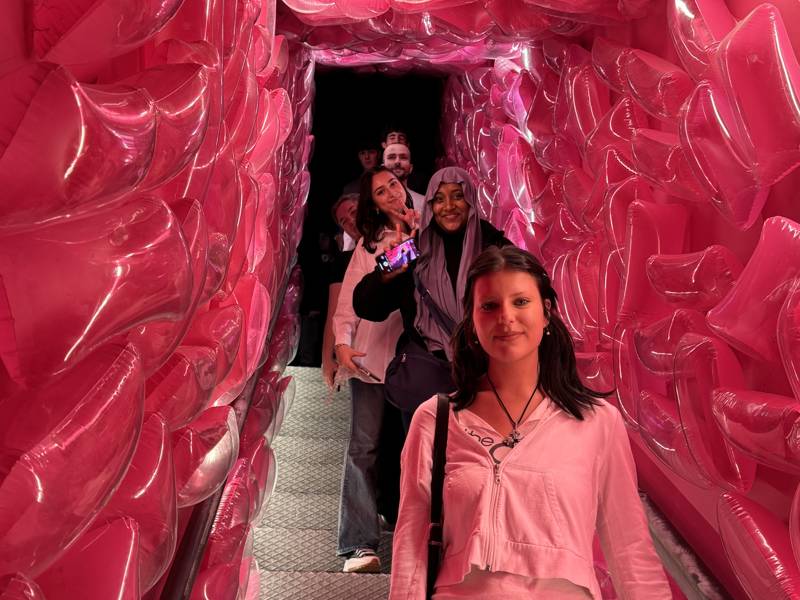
left=172, top=406, right=239, bottom=508
left=637, top=389, right=711, bottom=488
left=182, top=305, right=245, bottom=385
left=33, top=0, right=185, bottom=63
left=122, top=63, right=212, bottom=191
left=712, top=389, right=800, bottom=475
left=584, top=95, right=647, bottom=176
left=718, top=492, right=800, bottom=599
left=618, top=200, right=688, bottom=324
left=36, top=518, right=141, bottom=600
left=612, top=325, right=642, bottom=429
left=0, top=64, right=156, bottom=226
left=681, top=80, right=764, bottom=230
left=145, top=346, right=217, bottom=430
left=125, top=198, right=208, bottom=375
left=666, top=0, right=735, bottom=81
left=707, top=217, right=800, bottom=363
left=0, top=197, right=192, bottom=385
left=0, top=344, right=144, bottom=576
left=630, top=129, right=710, bottom=203
left=714, top=5, right=800, bottom=191
left=95, top=414, right=176, bottom=592
left=646, top=245, right=742, bottom=311
left=602, top=175, right=652, bottom=256
left=779, top=279, right=800, bottom=402
left=674, top=334, right=755, bottom=492
left=633, top=309, right=709, bottom=376
left=623, top=50, right=694, bottom=122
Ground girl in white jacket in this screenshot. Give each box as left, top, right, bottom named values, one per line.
left=391, top=246, right=671, bottom=599
left=333, top=166, right=417, bottom=573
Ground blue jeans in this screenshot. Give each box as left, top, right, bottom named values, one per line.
left=337, top=379, right=385, bottom=556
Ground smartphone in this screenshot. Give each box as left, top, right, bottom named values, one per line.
left=358, top=366, right=381, bottom=382
left=376, top=237, right=419, bottom=273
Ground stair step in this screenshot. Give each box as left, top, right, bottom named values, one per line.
left=255, top=527, right=393, bottom=573
left=260, top=571, right=390, bottom=599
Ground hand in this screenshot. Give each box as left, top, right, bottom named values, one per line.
left=335, top=344, right=367, bottom=373
left=322, top=353, right=337, bottom=389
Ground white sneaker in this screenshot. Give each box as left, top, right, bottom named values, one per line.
left=343, top=548, right=381, bottom=573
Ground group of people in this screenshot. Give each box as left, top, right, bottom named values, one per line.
left=320, top=127, right=673, bottom=599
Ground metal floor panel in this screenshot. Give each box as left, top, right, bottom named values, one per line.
left=263, top=492, right=340, bottom=530
left=274, top=462, right=343, bottom=495
left=255, top=527, right=393, bottom=573
left=260, top=572, right=389, bottom=600
left=255, top=367, right=390, bottom=598
left=271, top=436, right=348, bottom=465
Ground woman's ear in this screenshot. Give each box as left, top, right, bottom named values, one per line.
left=543, top=298, right=552, bottom=324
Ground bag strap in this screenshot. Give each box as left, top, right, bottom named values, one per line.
left=427, top=393, right=450, bottom=599
left=414, top=271, right=457, bottom=337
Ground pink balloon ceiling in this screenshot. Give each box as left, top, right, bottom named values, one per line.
left=1, top=0, right=800, bottom=598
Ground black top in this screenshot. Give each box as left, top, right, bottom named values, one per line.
left=329, top=249, right=354, bottom=286
left=353, top=219, right=511, bottom=351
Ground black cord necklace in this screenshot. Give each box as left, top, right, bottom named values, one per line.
left=486, top=373, right=540, bottom=448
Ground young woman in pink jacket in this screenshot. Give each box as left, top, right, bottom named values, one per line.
left=390, top=246, right=672, bottom=599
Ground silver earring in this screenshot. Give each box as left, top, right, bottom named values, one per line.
left=545, top=326, right=551, bottom=336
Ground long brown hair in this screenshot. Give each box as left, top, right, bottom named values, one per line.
left=356, top=167, right=412, bottom=253
left=450, top=245, right=610, bottom=419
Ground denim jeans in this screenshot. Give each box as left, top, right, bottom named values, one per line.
left=337, top=378, right=385, bottom=556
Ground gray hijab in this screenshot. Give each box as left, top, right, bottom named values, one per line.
left=414, top=167, right=482, bottom=359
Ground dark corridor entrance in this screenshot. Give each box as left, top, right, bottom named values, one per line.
left=293, top=69, right=446, bottom=366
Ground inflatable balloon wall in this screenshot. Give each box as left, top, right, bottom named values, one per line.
left=3, top=0, right=800, bottom=598
left=277, top=1, right=800, bottom=598
left=0, top=0, right=310, bottom=596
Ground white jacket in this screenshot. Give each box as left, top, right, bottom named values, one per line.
left=390, top=396, right=671, bottom=599
left=332, top=233, right=404, bottom=384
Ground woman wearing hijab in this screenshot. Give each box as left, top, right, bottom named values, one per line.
left=353, top=167, right=511, bottom=406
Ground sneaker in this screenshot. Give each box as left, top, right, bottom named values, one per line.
left=343, top=548, right=381, bottom=573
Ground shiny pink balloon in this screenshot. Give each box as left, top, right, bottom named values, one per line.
left=36, top=518, right=141, bottom=600
left=718, top=492, right=800, bottom=598
left=645, top=245, right=743, bottom=312
left=0, top=64, right=156, bottom=226
left=0, top=344, right=144, bottom=576
left=145, top=346, right=217, bottom=430
left=172, top=406, right=239, bottom=508
left=707, top=217, right=800, bottom=363
left=0, top=197, right=192, bottom=386
left=94, top=413, right=177, bottom=592
left=713, top=389, right=800, bottom=475
left=779, top=279, right=800, bottom=402
left=674, top=334, right=755, bottom=492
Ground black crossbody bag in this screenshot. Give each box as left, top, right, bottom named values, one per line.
left=427, top=393, right=450, bottom=599
left=384, top=274, right=457, bottom=412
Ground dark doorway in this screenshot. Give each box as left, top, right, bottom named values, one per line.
left=292, top=69, right=446, bottom=366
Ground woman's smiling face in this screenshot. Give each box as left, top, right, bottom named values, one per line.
left=371, top=169, right=406, bottom=216
left=472, top=269, right=550, bottom=366
left=431, top=182, right=469, bottom=233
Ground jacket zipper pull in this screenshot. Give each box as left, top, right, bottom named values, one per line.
left=493, top=462, right=501, bottom=483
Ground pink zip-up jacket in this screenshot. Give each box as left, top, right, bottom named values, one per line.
left=390, top=396, right=672, bottom=599
left=332, top=232, right=404, bottom=384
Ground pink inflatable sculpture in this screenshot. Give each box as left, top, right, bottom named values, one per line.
left=4, top=0, right=800, bottom=597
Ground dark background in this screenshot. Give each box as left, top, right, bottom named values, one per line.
left=292, top=68, right=447, bottom=365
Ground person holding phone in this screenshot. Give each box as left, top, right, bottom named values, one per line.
left=352, top=167, right=511, bottom=423
left=331, top=166, right=418, bottom=573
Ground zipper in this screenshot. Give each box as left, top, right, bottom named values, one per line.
left=485, top=461, right=502, bottom=570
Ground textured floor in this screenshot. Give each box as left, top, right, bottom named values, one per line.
left=254, top=367, right=391, bottom=599
left=253, top=367, right=717, bottom=599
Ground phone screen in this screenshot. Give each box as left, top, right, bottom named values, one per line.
left=376, top=238, right=419, bottom=272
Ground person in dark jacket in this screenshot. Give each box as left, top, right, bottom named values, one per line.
left=353, top=167, right=511, bottom=363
